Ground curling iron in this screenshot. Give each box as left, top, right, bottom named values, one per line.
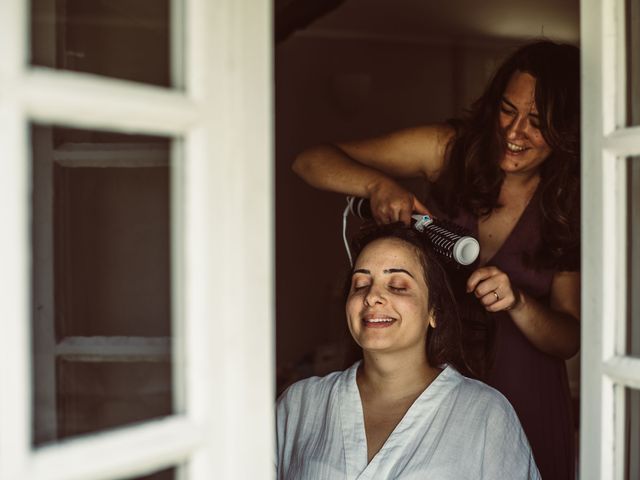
left=343, top=196, right=480, bottom=267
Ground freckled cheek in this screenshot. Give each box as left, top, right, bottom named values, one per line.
left=398, top=298, right=428, bottom=317
left=530, top=130, right=548, bottom=147
left=345, top=301, right=359, bottom=321
left=345, top=312, right=360, bottom=337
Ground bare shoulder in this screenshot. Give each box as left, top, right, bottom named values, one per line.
left=398, top=123, right=456, bottom=165
left=337, top=123, right=455, bottom=181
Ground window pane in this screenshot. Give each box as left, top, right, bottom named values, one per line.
left=626, top=388, right=640, bottom=479
left=52, top=127, right=170, bottom=149
left=628, top=157, right=640, bottom=357
left=31, top=125, right=174, bottom=445
left=138, top=469, right=175, bottom=480
left=124, top=467, right=177, bottom=480
left=53, top=164, right=171, bottom=337
left=57, top=360, right=172, bottom=438
left=31, top=0, right=176, bottom=89
left=628, top=0, right=640, bottom=125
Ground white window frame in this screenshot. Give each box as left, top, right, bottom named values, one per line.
left=0, top=0, right=274, bottom=478
left=581, top=0, right=640, bottom=478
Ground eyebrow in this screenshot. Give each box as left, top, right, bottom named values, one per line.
left=501, top=97, right=539, bottom=118
left=352, top=268, right=415, bottom=278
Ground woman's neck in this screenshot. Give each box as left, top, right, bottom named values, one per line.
left=502, top=170, right=540, bottom=192
left=499, top=171, right=540, bottom=206
left=357, top=350, right=440, bottom=400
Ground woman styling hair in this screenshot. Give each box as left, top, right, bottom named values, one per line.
left=292, top=40, right=580, bottom=479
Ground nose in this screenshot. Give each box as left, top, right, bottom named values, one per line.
left=505, top=114, right=528, bottom=140
left=364, top=284, right=385, bottom=306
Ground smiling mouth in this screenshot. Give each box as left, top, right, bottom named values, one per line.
left=362, top=317, right=397, bottom=328
left=506, top=141, right=528, bottom=153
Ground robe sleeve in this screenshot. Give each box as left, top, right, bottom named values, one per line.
left=480, top=394, right=541, bottom=480
left=275, top=385, right=295, bottom=480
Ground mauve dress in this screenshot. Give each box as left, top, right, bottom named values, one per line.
left=441, top=187, right=576, bottom=480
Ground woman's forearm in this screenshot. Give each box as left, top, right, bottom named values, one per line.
left=293, top=143, right=431, bottom=224
left=292, top=144, right=390, bottom=197
left=292, top=125, right=452, bottom=197
left=508, top=291, right=580, bottom=359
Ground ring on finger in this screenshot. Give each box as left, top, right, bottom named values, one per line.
left=492, top=290, right=500, bottom=301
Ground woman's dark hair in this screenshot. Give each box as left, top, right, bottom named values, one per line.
left=344, top=223, right=495, bottom=380
left=432, top=40, right=580, bottom=270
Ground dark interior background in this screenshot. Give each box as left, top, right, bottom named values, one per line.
left=274, top=0, right=580, bottom=393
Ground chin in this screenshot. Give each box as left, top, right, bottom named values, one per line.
left=359, top=340, right=395, bottom=352
left=500, top=156, right=530, bottom=173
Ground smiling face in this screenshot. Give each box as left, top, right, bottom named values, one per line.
left=498, top=70, right=552, bottom=175
left=346, top=237, right=434, bottom=356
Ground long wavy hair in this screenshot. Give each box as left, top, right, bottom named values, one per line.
left=345, top=224, right=495, bottom=380
left=432, top=40, right=580, bottom=270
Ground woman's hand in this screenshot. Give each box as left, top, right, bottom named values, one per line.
left=466, top=266, right=521, bottom=313
left=467, top=268, right=580, bottom=358
left=367, top=178, right=429, bottom=225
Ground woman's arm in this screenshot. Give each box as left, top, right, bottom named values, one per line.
left=510, top=271, right=580, bottom=359
left=292, top=124, right=454, bottom=224
left=468, top=268, right=580, bottom=359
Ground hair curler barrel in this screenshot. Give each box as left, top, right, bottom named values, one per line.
left=346, top=196, right=480, bottom=266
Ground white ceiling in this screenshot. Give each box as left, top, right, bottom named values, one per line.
left=304, top=0, right=580, bottom=44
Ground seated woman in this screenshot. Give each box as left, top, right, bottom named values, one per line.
left=276, top=224, right=540, bottom=479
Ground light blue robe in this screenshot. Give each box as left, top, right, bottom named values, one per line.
left=276, top=361, right=540, bottom=480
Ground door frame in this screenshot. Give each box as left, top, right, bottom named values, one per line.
left=0, top=0, right=274, bottom=478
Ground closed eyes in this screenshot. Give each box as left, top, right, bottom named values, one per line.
left=500, top=105, right=541, bottom=130
left=351, top=283, right=408, bottom=293
left=389, top=285, right=407, bottom=292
